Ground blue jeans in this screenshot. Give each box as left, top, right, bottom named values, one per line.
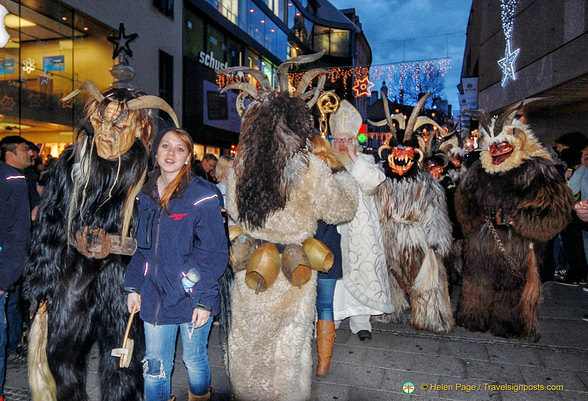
left=143, top=319, right=212, bottom=401
left=316, top=279, right=337, bottom=321
left=6, top=285, right=22, bottom=356
left=1, top=292, right=7, bottom=398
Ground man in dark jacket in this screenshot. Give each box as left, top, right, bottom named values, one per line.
left=0, top=136, right=32, bottom=401
left=193, top=153, right=218, bottom=182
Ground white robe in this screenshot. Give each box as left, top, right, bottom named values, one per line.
left=333, top=153, right=395, bottom=321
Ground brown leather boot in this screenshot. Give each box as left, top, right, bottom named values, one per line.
left=316, top=320, right=336, bottom=376
left=188, top=388, right=212, bottom=401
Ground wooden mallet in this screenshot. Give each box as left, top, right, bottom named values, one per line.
left=111, top=307, right=137, bottom=368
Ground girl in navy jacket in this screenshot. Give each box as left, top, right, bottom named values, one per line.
left=125, top=128, right=228, bottom=401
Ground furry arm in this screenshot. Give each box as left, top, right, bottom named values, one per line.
left=510, top=167, right=574, bottom=242
left=350, top=153, right=385, bottom=196
left=421, top=178, right=453, bottom=256
left=309, top=154, right=359, bottom=225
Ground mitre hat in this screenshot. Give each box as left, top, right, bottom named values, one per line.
left=329, top=100, right=362, bottom=138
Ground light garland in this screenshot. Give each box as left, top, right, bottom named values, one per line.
left=216, top=59, right=452, bottom=98
left=498, top=0, right=520, bottom=86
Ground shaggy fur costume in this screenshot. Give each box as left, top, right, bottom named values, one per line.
left=376, top=170, right=454, bottom=333
left=223, top=81, right=358, bottom=399
left=23, top=89, right=153, bottom=400
left=375, top=93, right=454, bottom=333
left=455, top=117, right=574, bottom=341
left=226, top=154, right=357, bottom=400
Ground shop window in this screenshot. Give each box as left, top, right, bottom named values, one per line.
left=154, top=0, right=174, bottom=18
left=227, top=38, right=241, bottom=67
left=207, top=25, right=225, bottom=62
left=159, top=50, right=174, bottom=107
left=313, top=25, right=329, bottom=54
left=330, top=29, right=350, bottom=57
left=184, top=10, right=204, bottom=61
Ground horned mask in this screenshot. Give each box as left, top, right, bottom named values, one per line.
left=463, top=98, right=551, bottom=174
left=63, top=81, right=179, bottom=160
left=375, top=93, right=445, bottom=177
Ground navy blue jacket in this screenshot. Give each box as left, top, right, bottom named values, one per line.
left=125, top=170, right=228, bottom=325
left=0, top=161, right=30, bottom=291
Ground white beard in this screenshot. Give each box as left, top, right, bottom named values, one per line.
left=335, top=150, right=353, bottom=170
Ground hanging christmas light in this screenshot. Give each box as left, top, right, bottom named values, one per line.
left=216, top=58, right=451, bottom=98
left=498, top=0, right=520, bottom=86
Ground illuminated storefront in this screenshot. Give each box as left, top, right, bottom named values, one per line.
left=0, top=0, right=113, bottom=161
left=184, top=0, right=368, bottom=150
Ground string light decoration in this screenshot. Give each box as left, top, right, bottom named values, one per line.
left=498, top=0, right=520, bottom=86
left=216, top=58, right=451, bottom=99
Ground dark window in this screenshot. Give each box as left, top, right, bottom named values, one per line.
left=159, top=50, right=173, bottom=106
left=154, top=0, right=173, bottom=18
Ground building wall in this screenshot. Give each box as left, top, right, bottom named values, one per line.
left=62, top=0, right=184, bottom=122
left=462, top=0, right=588, bottom=139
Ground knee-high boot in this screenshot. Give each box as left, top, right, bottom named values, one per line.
left=316, top=320, right=336, bottom=376
left=189, top=388, right=212, bottom=401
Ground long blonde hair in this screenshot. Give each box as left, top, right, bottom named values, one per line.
left=158, top=128, right=193, bottom=211
left=215, top=155, right=234, bottom=182
left=311, top=135, right=345, bottom=172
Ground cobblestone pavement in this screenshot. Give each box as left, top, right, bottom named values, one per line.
left=4, top=283, right=588, bottom=400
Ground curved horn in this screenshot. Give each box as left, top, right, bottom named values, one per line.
left=305, top=75, right=327, bottom=108
left=236, top=92, right=248, bottom=117
left=296, top=68, right=328, bottom=96
left=378, top=144, right=392, bottom=159
left=415, top=148, right=424, bottom=163
left=62, top=80, right=105, bottom=103
left=503, top=96, right=548, bottom=127
left=220, top=82, right=260, bottom=100
left=414, top=116, right=444, bottom=134
left=127, top=95, right=179, bottom=128
left=493, top=101, right=523, bottom=137
left=277, top=50, right=325, bottom=92
left=417, top=136, right=427, bottom=156
left=462, top=109, right=492, bottom=136
left=368, top=114, right=405, bottom=129
left=217, top=67, right=272, bottom=90
left=404, top=93, right=431, bottom=142
left=382, top=96, right=396, bottom=137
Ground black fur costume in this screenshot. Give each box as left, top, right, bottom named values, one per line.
left=23, top=87, right=159, bottom=401
left=455, top=106, right=574, bottom=341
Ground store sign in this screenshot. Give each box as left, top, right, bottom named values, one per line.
left=199, top=51, right=228, bottom=70
left=43, top=55, right=65, bottom=73
left=0, top=5, right=9, bottom=48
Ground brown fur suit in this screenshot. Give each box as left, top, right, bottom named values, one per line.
left=455, top=110, right=574, bottom=341
left=220, top=56, right=358, bottom=400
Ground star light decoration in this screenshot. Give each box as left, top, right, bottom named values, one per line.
left=498, top=0, right=520, bottom=86
left=352, top=76, right=374, bottom=97
left=107, top=23, right=138, bottom=63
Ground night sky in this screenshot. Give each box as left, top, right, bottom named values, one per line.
left=329, top=0, right=473, bottom=114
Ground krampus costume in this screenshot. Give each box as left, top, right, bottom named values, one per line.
left=374, top=93, right=454, bottom=333
left=455, top=103, right=574, bottom=341
left=218, top=52, right=358, bottom=401
left=24, top=82, right=178, bottom=401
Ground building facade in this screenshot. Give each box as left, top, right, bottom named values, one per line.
left=460, top=0, right=588, bottom=141
left=0, top=0, right=370, bottom=159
